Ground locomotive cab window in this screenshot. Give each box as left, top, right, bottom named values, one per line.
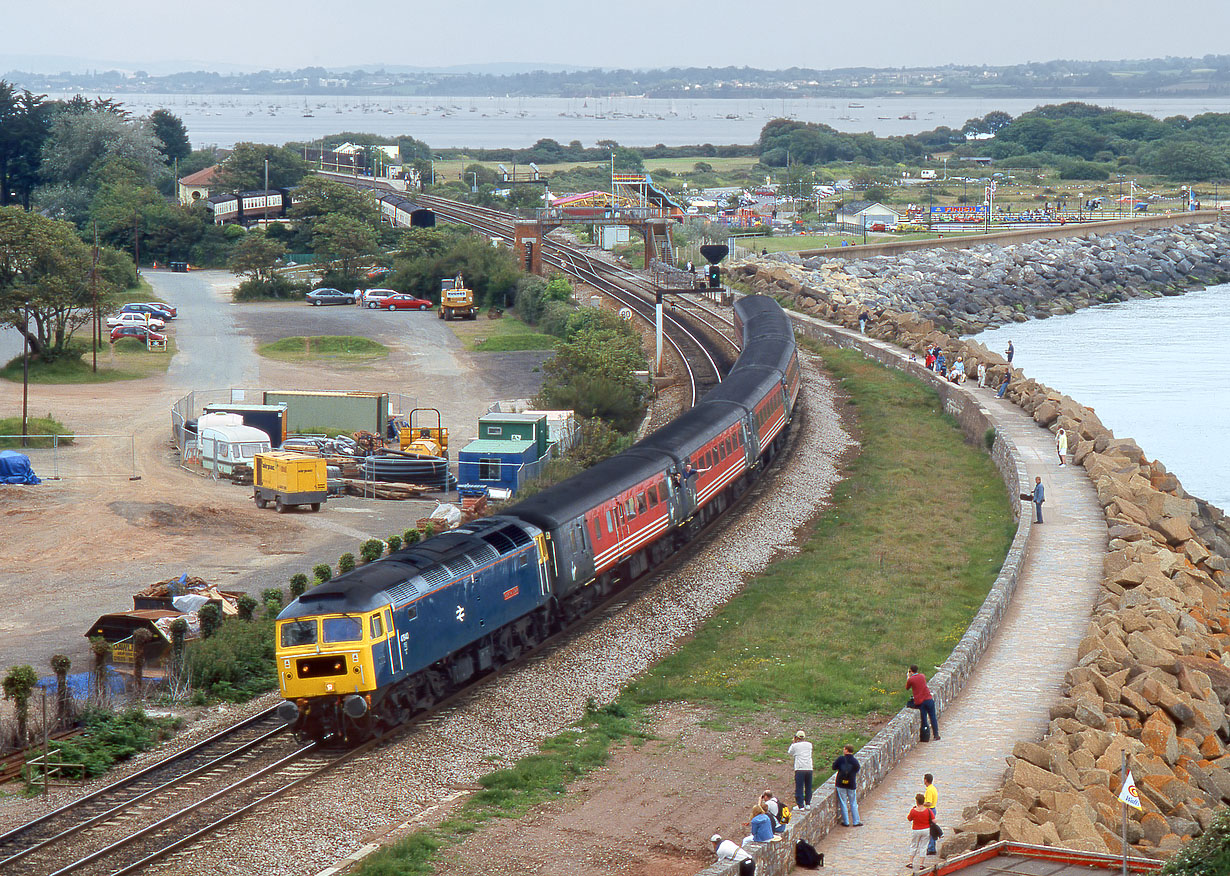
left=322, top=616, right=362, bottom=643
left=280, top=619, right=317, bottom=647
left=370, top=614, right=383, bottom=639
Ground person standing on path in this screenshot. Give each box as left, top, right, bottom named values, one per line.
left=1031, top=476, right=1045, bottom=523
left=1056, top=429, right=1068, bottom=466
left=1005, top=340, right=1014, bottom=366
left=906, top=793, right=934, bottom=870
left=788, top=730, right=814, bottom=810
left=833, top=744, right=863, bottom=826
left=923, top=774, right=940, bottom=855
left=906, top=665, right=940, bottom=741
left=859, top=309, right=870, bottom=333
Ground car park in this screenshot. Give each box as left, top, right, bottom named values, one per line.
left=107, top=311, right=166, bottom=330
left=110, top=324, right=167, bottom=344
left=357, top=288, right=396, bottom=307
left=305, top=287, right=356, bottom=306
left=122, top=302, right=175, bottom=319
left=367, top=292, right=432, bottom=311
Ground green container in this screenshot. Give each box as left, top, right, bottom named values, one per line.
left=264, top=390, right=388, bottom=437
left=478, top=413, right=548, bottom=459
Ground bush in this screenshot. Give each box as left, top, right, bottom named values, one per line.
left=236, top=594, right=259, bottom=621
left=984, top=427, right=997, bottom=450
left=1161, top=804, right=1230, bottom=875
left=289, top=573, right=309, bottom=598
left=404, top=529, right=421, bottom=545
left=233, top=275, right=306, bottom=302
left=386, top=534, right=402, bottom=552
left=422, top=522, right=435, bottom=538
left=261, top=588, right=283, bottom=610
left=313, top=563, right=333, bottom=583
left=186, top=617, right=278, bottom=702
left=38, top=708, right=179, bottom=782
left=360, top=539, right=385, bottom=563
left=198, top=603, right=222, bottom=639
left=339, top=552, right=357, bottom=574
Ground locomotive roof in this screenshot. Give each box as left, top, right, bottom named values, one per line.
left=505, top=446, right=669, bottom=530
left=276, top=517, right=539, bottom=617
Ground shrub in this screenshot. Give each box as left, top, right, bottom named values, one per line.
left=360, top=539, right=385, bottom=563
left=236, top=594, right=259, bottom=621
left=38, top=708, right=179, bottom=783
left=422, top=522, right=435, bottom=538
left=313, top=563, right=332, bottom=583
left=404, top=529, right=421, bottom=545
left=386, top=534, right=402, bottom=552
left=289, top=573, right=309, bottom=598
left=984, top=427, right=997, bottom=450
left=261, top=588, right=283, bottom=610
left=339, top=552, right=357, bottom=573
left=187, top=617, right=278, bottom=702
left=1161, top=804, right=1230, bottom=875
left=198, top=603, right=223, bottom=639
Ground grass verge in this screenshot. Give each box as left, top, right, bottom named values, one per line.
left=446, top=311, right=558, bottom=352
left=257, top=335, right=389, bottom=362
left=0, top=415, right=73, bottom=448
left=1, top=338, right=175, bottom=384
left=112, top=277, right=162, bottom=307
left=353, top=342, right=1015, bottom=874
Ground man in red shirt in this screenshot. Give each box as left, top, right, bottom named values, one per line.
left=906, top=665, right=940, bottom=741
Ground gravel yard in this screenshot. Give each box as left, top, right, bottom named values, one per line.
left=122, top=350, right=852, bottom=876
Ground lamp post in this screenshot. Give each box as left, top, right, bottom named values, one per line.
left=1118, top=174, right=1125, bottom=218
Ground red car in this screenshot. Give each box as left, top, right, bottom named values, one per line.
left=366, top=292, right=432, bottom=311
left=111, top=324, right=167, bottom=344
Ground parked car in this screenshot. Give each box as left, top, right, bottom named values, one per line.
left=367, top=292, right=432, bottom=311
left=305, top=287, right=356, bottom=306
left=357, top=288, right=396, bottom=306
left=110, top=324, right=167, bottom=344
left=107, top=311, right=166, bottom=330
left=121, top=302, right=175, bottom=319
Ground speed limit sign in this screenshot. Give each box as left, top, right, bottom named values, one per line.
left=619, top=307, right=633, bottom=321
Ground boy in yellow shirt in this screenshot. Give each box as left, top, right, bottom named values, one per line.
left=924, top=774, right=939, bottom=855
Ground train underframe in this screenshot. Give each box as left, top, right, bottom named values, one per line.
left=287, top=419, right=792, bottom=746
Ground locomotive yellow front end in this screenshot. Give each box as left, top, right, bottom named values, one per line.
left=275, top=613, right=381, bottom=741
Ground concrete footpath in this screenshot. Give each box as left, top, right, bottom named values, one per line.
left=815, top=334, right=1108, bottom=875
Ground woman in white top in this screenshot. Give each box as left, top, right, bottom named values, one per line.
left=1056, top=428, right=1068, bottom=466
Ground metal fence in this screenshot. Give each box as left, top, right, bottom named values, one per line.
left=0, top=434, right=139, bottom=479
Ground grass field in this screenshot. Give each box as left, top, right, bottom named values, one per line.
left=0, top=415, right=73, bottom=448
left=1, top=337, right=176, bottom=384
left=257, top=335, right=389, bottom=362
left=446, top=311, right=558, bottom=352
left=354, top=342, right=1015, bottom=875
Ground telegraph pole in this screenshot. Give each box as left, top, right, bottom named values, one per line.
left=91, top=221, right=99, bottom=372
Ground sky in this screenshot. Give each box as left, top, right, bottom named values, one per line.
left=5, top=0, right=1230, bottom=73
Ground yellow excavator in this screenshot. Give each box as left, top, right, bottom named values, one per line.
left=438, top=273, right=477, bottom=321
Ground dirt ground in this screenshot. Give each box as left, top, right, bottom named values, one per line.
left=0, top=268, right=549, bottom=677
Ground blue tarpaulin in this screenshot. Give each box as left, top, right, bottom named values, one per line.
left=0, top=450, right=41, bottom=484
left=36, top=668, right=128, bottom=699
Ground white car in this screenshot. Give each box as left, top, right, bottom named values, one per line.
left=107, top=311, right=166, bottom=330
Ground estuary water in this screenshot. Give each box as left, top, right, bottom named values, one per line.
left=41, top=93, right=1230, bottom=149
left=973, top=284, right=1230, bottom=511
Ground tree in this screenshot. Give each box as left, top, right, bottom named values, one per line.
left=0, top=206, right=115, bottom=361
left=311, top=213, right=377, bottom=279
left=228, top=232, right=286, bottom=284
left=538, top=323, right=649, bottom=432
left=89, top=637, right=111, bottom=703
left=148, top=109, right=191, bottom=166
left=0, top=82, right=53, bottom=208
left=198, top=602, right=222, bottom=639
left=216, top=142, right=307, bottom=191
left=2, top=665, right=38, bottom=746
left=131, top=628, right=153, bottom=695
left=40, top=108, right=166, bottom=186
left=50, top=654, right=71, bottom=728
left=288, top=176, right=377, bottom=242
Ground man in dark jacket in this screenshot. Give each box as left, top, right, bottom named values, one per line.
left=833, top=744, right=862, bottom=826
left=1032, top=476, right=1045, bottom=523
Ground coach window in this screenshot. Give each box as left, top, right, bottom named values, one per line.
left=606, top=509, right=614, bottom=534
left=648, top=485, right=658, bottom=506
left=637, top=494, right=647, bottom=514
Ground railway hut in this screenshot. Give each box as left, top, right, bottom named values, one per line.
left=457, top=438, right=541, bottom=496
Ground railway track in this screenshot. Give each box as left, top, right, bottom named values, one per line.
left=0, top=708, right=308, bottom=876
left=416, top=195, right=739, bottom=405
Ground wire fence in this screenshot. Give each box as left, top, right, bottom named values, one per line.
left=0, top=434, right=139, bottom=479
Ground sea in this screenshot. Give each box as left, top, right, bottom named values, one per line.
left=973, top=284, right=1230, bottom=512
left=38, top=93, right=1230, bottom=150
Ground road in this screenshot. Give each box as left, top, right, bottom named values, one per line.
left=153, top=270, right=260, bottom=390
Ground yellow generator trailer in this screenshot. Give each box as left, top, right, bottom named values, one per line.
left=438, top=274, right=477, bottom=321
left=254, top=451, right=327, bottom=512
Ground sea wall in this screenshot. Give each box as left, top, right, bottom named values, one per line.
left=728, top=230, right=1230, bottom=864
left=696, top=320, right=1034, bottom=876
left=735, top=219, right=1230, bottom=335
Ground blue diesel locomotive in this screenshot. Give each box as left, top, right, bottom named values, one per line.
left=275, top=295, right=801, bottom=743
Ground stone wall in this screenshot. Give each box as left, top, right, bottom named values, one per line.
left=727, top=242, right=1230, bottom=865
left=696, top=321, right=1033, bottom=876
